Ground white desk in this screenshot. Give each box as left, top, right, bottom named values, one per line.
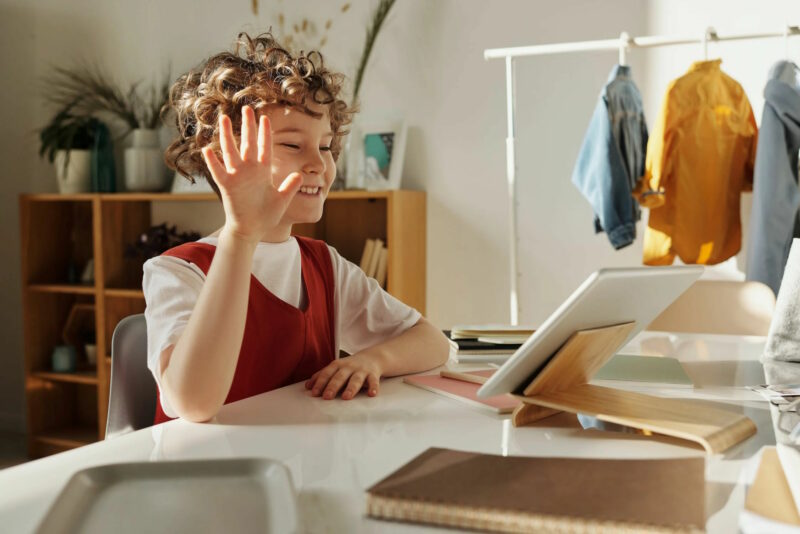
left=2, top=331, right=797, bottom=533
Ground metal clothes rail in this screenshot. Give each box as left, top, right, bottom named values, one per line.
left=484, top=25, right=800, bottom=325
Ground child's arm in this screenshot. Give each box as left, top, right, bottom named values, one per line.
left=159, top=107, right=302, bottom=422
left=305, top=317, right=450, bottom=400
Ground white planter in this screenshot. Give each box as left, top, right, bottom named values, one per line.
left=131, top=128, right=159, bottom=148
left=54, top=150, right=92, bottom=194
left=124, top=128, right=166, bottom=191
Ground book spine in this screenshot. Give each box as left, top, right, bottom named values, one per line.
left=359, top=239, right=376, bottom=272
left=366, top=495, right=694, bottom=534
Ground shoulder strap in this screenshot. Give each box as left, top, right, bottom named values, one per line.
left=161, top=242, right=217, bottom=275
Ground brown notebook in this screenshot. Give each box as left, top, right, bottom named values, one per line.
left=367, top=447, right=705, bottom=533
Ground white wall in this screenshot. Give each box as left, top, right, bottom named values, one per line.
left=0, top=0, right=795, bottom=433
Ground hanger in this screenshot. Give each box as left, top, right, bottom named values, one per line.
left=702, top=26, right=718, bottom=60
left=618, top=31, right=632, bottom=66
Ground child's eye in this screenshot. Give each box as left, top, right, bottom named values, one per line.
left=320, top=146, right=332, bottom=152
left=280, top=143, right=300, bottom=149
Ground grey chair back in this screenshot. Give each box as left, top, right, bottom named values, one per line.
left=106, top=314, right=156, bottom=439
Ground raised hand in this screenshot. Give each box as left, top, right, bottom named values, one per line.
left=202, top=105, right=303, bottom=244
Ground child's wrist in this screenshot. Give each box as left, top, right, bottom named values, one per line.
left=219, top=227, right=260, bottom=253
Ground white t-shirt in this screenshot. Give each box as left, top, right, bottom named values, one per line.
left=143, top=235, right=421, bottom=418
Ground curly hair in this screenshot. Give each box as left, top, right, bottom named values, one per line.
left=163, top=31, right=356, bottom=198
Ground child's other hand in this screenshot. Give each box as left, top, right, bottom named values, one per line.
left=305, top=353, right=382, bottom=400
left=202, top=105, right=303, bottom=244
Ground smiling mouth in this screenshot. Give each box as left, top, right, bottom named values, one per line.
left=298, top=186, right=322, bottom=196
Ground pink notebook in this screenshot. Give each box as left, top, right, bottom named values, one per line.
left=403, top=371, right=519, bottom=414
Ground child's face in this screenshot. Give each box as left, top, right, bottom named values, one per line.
left=266, top=102, right=336, bottom=226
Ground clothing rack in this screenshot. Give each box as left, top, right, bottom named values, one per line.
left=484, top=25, right=800, bottom=325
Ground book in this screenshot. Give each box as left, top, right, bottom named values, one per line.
left=454, top=353, right=513, bottom=364
left=403, top=372, right=518, bottom=414
left=367, top=447, right=705, bottom=533
left=444, top=331, right=522, bottom=353
left=367, top=238, right=384, bottom=278
left=450, top=324, right=536, bottom=340
left=375, top=246, right=388, bottom=288
left=590, top=354, right=694, bottom=389
left=478, top=335, right=531, bottom=344
left=359, top=239, right=376, bottom=273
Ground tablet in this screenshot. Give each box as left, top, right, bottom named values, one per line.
left=476, top=266, right=703, bottom=398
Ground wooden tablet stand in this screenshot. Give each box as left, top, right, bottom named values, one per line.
left=511, top=322, right=756, bottom=454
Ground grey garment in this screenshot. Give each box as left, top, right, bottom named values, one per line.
left=763, top=238, right=800, bottom=365
left=746, top=61, right=800, bottom=295
left=572, top=65, right=648, bottom=250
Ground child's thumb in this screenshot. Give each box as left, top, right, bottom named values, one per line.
left=277, top=172, right=303, bottom=195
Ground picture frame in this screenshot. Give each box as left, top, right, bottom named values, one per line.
left=345, top=119, right=407, bottom=191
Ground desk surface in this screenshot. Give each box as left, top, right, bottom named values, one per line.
left=2, top=331, right=797, bottom=533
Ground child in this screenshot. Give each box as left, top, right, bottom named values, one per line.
left=144, top=32, right=449, bottom=424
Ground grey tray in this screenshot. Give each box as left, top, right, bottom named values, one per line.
left=37, top=458, right=297, bottom=534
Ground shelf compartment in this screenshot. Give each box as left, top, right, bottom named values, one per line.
left=21, top=198, right=95, bottom=286
left=26, top=381, right=98, bottom=456
left=100, top=201, right=152, bottom=289
left=32, top=426, right=97, bottom=452
left=25, top=292, right=95, bottom=375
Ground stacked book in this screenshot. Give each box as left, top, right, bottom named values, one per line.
left=359, top=238, right=388, bottom=288
left=445, top=324, right=535, bottom=364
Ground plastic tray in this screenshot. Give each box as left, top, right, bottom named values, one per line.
left=36, top=458, right=297, bottom=534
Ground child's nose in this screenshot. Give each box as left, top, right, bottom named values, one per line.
left=302, top=151, right=326, bottom=175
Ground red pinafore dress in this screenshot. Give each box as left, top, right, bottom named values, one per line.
left=153, top=236, right=336, bottom=424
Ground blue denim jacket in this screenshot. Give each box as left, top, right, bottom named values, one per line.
left=572, top=65, right=648, bottom=249
left=747, top=61, right=800, bottom=295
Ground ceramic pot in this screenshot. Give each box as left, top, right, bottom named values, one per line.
left=124, top=128, right=166, bottom=191
left=54, top=150, right=92, bottom=194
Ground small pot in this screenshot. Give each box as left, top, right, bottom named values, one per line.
left=54, top=150, right=92, bottom=194
left=124, top=128, right=166, bottom=191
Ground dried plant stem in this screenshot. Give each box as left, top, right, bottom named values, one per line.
left=352, top=0, right=395, bottom=105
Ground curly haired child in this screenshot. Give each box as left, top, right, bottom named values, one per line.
left=143, top=32, right=449, bottom=423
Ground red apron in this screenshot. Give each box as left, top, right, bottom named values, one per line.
left=153, top=236, right=336, bottom=424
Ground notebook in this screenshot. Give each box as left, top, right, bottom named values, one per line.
left=403, top=372, right=518, bottom=414
left=367, top=447, right=706, bottom=533
left=450, top=324, right=536, bottom=340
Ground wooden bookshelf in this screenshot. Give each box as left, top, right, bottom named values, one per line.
left=19, top=190, right=426, bottom=457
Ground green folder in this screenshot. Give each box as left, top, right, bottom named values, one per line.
left=593, top=354, right=693, bottom=388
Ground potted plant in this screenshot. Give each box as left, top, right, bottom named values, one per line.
left=44, top=64, right=170, bottom=192
left=38, top=102, right=102, bottom=194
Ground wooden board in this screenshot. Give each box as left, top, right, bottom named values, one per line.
left=516, top=384, right=755, bottom=454
left=523, top=322, right=635, bottom=396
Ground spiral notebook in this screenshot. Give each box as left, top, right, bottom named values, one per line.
left=367, top=447, right=706, bottom=533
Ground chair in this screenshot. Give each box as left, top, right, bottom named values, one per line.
left=106, top=314, right=156, bottom=439
left=647, top=280, right=776, bottom=336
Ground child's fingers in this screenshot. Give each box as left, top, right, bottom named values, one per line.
left=257, top=114, right=271, bottom=164
left=239, top=106, right=257, bottom=161
left=202, top=147, right=227, bottom=186
left=341, top=371, right=367, bottom=400
left=305, top=370, right=321, bottom=390
left=277, top=172, right=303, bottom=199
left=311, top=365, right=338, bottom=396
left=322, top=368, right=352, bottom=400
left=218, top=114, right=242, bottom=171
left=366, top=374, right=379, bottom=397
